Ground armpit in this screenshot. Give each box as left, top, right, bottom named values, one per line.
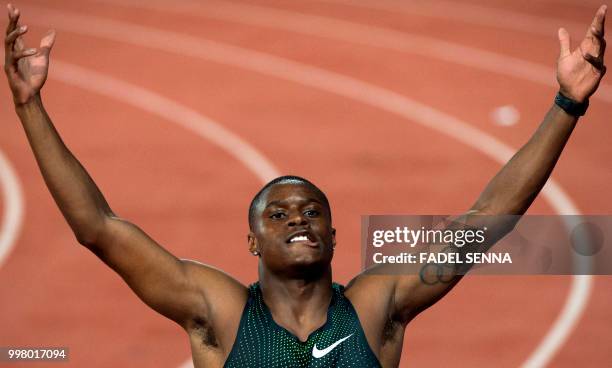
left=189, top=316, right=220, bottom=348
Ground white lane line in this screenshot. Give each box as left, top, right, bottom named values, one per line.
left=531, top=0, right=604, bottom=8
left=521, top=275, right=593, bottom=368
left=0, top=147, right=25, bottom=269
left=318, top=0, right=589, bottom=37
left=50, top=62, right=280, bottom=184
left=19, top=6, right=590, bottom=368
left=85, top=0, right=612, bottom=104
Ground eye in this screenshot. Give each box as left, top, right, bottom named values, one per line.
left=304, top=209, right=320, bottom=217
left=270, top=212, right=286, bottom=220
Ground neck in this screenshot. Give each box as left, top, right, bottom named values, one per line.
left=258, top=265, right=333, bottom=341
left=259, top=264, right=333, bottom=305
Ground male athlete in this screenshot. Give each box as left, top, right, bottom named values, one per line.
left=3, top=3, right=608, bottom=367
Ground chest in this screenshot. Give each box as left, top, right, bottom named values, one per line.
left=224, top=320, right=377, bottom=367
left=222, top=288, right=382, bottom=367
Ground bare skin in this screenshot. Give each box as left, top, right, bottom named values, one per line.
left=3, top=3, right=607, bottom=367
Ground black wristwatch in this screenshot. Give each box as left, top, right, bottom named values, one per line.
left=554, top=91, right=589, bottom=117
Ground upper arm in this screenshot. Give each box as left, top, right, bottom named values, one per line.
left=87, top=215, right=247, bottom=328
left=391, top=273, right=462, bottom=323
left=348, top=268, right=461, bottom=327
left=389, top=211, right=517, bottom=323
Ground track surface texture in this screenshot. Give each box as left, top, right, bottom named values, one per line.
left=0, top=1, right=610, bottom=367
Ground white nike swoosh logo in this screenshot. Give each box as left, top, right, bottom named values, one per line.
left=312, top=334, right=353, bottom=358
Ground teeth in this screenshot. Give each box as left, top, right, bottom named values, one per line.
left=290, top=235, right=309, bottom=243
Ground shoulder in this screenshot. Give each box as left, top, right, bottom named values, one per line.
left=181, top=259, right=249, bottom=298
left=342, top=273, right=405, bottom=357
left=344, top=272, right=397, bottom=305
left=180, top=259, right=249, bottom=351
left=344, top=273, right=398, bottom=324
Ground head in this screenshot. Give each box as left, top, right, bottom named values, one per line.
left=248, top=176, right=336, bottom=279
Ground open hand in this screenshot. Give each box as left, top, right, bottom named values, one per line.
left=557, top=5, right=607, bottom=102
left=3, top=3, right=55, bottom=105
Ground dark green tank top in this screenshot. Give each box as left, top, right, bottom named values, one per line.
left=224, top=282, right=382, bottom=368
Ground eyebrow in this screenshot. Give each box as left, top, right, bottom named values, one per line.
left=264, top=198, right=322, bottom=209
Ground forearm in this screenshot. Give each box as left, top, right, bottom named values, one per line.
left=393, top=6, right=607, bottom=320
left=15, top=94, right=113, bottom=243
left=472, top=103, right=578, bottom=215
left=399, top=105, right=579, bottom=315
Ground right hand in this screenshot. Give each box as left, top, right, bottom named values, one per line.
left=556, top=5, right=607, bottom=103
left=4, top=3, right=55, bottom=105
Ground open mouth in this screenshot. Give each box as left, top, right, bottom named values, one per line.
left=286, top=231, right=318, bottom=246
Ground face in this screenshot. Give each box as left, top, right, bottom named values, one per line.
left=248, top=183, right=336, bottom=277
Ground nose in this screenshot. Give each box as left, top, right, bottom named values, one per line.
left=287, top=212, right=308, bottom=227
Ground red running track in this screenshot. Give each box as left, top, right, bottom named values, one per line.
left=0, top=0, right=611, bottom=367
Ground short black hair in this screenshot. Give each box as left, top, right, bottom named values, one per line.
left=248, top=175, right=330, bottom=230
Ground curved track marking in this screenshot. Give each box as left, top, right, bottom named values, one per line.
left=87, top=0, right=612, bottom=104
left=19, top=6, right=591, bottom=368
left=521, top=275, right=592, bottom=368
left=50, top=62, right=280, bottom=184
left=0, top=147, right=25, bottom=269
left=318, top=0, right=589, bottom=37
left=532, top=0, right=605, bottom=8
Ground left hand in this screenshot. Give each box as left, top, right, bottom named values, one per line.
left=557, top=5, right=607, bottom=103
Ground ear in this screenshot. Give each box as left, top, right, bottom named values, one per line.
left=331, top=228, right=336, bottom=249
left=248, top=232, right=259, bottom=256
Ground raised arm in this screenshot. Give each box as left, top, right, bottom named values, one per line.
left=471, top=7, right=607, bottom=216
left=3, top=4, right=246, bottom=330
left=390, top=5, right=608, bottom=322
